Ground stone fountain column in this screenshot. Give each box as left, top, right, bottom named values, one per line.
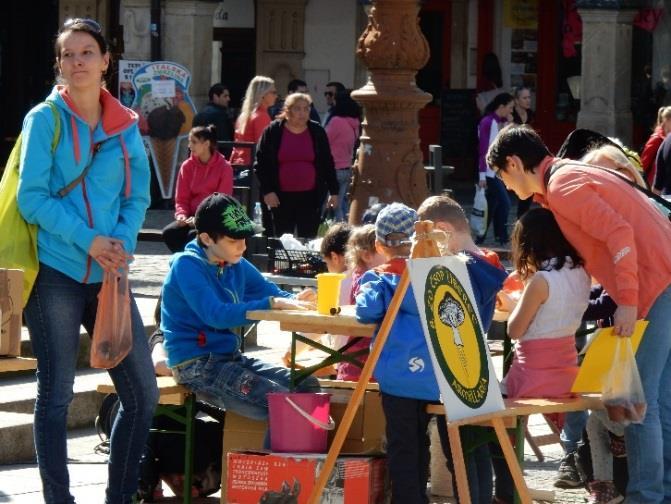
left=348, top=0, right=432, bottom=224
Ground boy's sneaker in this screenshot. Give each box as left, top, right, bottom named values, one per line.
left=554, top=452, right=584, bottom=488
left=587, top=480, right=624, bottom=504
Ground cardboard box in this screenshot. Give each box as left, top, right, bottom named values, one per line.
left=221, top=412, right=267, bottom=503
left=226, top=451, right=386, bottom=504
left=220, top=383, right=385, bottom=502
left=0, top=269, right=23, bottom=356
left=320, top=380, right=386, bottom=455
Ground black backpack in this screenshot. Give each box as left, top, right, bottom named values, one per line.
left=95, top=393, right=225, bottom=500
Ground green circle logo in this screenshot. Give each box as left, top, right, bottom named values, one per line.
left=424, top=265, right=489, bottom=408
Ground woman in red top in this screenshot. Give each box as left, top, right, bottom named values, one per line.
left=162, top=124, right=233, bottom=252
left=640, top=106, right=671, bottom=186
left=255, top=93, right=339, bottom=238
left=229, top=76, right=277, bottom=167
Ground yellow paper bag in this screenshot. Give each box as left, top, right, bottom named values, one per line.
left=571, top=320, right=648, bottom=394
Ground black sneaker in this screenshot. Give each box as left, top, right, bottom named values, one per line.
left=554, top=452, right=584, bottom=488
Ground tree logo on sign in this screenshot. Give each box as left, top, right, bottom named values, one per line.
left=424, top=265, right=489, bottom=408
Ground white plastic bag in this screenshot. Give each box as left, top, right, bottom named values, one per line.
left=279, top=233, right=306, bottom=250
left=602, top=337, right=647, bottom=426
left=470, top=185, right=488, bottom=238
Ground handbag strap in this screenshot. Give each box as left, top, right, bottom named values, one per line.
left=42, top=101, right=106, bottom=199
left=56, top=131, right=105, bottom=199
left=547, top=159, right=671, bottom=218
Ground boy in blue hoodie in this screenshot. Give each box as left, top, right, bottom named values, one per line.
left=356, top=202, right=506, bottom=504
left=161, top=193, right=319, bottom=421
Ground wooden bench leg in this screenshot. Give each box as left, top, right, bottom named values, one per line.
left=448, top=424, right=472, bottom=503
left=183, top=394, right=195, bottom=504
left=492, top=417, right=532, bottom=504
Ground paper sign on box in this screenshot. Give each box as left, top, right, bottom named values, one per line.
left=0, top=269, right=23, bottom=356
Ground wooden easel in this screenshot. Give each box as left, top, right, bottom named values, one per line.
left=307, top=220, right=533, bottom=504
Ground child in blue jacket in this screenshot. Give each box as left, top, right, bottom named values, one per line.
left=161, top=193, right=319, bottom=422
left=356, top=202, right=506, bottom=503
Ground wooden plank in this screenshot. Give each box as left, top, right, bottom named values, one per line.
left=262, top=273, right=317, bottom=288
left=426, top=396, right=603, bottom=426
left=97, top=375, right=190, bottom=405
left=247, top=306, right=376, bottom=338
left=0, top=357, right=37, bottom=373
left=317, top=379, right=380, bottom=391
left=448, top=424, right=472, bottom=503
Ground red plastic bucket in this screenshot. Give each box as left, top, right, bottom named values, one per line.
left=267, top=392, right=334, bottom=453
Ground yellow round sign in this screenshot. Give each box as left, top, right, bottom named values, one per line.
left=424, top=265, right=489, bottom=408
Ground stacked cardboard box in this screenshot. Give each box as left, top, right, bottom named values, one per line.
left=226, top=451, right=386, bottom=504
left=0, top=269, right=23, bottom=356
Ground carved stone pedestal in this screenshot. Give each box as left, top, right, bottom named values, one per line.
left=349, top=0, right=432, bottom=224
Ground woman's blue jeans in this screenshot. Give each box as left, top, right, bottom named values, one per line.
left=335, top=168, right=352, bottom=222
left=624, top=284, right=671, bottom=503
left=25, top=264, right=159, bottom=504
left=484, top=176, right=511, bottom=243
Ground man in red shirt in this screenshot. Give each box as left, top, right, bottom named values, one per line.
left=487, top=124, right=671, bottom=504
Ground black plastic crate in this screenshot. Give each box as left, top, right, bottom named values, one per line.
left=267, top=238, right=326, bottom=277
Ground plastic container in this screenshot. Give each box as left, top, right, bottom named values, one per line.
left=267, top=392, right=334, bottom=453
left=266, top=237, right=327, bottom=277
left=316, top=272, right=346, bottom=315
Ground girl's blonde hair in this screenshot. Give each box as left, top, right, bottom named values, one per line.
left=278, top=93, right=312, bottom=121
left=582, top=145, right=647, bottom=188
left=657, top=106, right=671, bottom=126
left=237, top=75, right=275, bottom=134
left=346, top=224, right=376, bottom=270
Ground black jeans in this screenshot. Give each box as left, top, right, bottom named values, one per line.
left=272, top=190, right=322, bottom=239
left=381, top=393, right=432, bottom=504
left=162, top=221, right=197, bottom=253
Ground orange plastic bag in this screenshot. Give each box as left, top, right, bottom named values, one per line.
left=90, top=269, right=132, bottom=369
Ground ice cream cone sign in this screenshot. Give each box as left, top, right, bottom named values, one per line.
left=130, top=61, right=196, bottom=199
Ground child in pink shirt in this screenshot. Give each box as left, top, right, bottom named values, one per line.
left=162, top=125, right=233, bottom=252
left=336, top=224, right=385, bottom=381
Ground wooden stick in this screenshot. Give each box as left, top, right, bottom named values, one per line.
left=491, top=417, right=532, bottom=503
left=307, top=221, right=437, bottom=504
left=448, top=424, right=472, bottom=503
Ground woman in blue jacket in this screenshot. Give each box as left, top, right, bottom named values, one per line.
left=17, top=19, right=158, bottom=503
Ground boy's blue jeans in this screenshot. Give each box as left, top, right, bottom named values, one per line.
left=625, top=284, right=671, bottom=503
left=171, top=351, right=319, bottom=421
left=25, top=264, right=159, bottom=504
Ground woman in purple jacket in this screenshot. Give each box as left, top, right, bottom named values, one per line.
left=477, top=92, right=514, bottom=245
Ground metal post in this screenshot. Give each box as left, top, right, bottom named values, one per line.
left=429, top=144, right=442, bottom=194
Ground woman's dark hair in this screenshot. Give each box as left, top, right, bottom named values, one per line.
left=190, top=125, right=218, bottom=154
left=331, top=91, right=361, bottom=119
left=320, top=222, right=352, bottom=257
left=484, top=92, right=514, bottom=115
left=512, top=207, right=584, bottom=280
left=54, top=18, right=109, bottom=80
left=486, top=124, right=552, bottom=174
left=482, top=52, right=503, bottom=89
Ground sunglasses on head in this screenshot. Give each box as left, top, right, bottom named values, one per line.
left=63, top=18, right=102, bottom=33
